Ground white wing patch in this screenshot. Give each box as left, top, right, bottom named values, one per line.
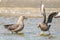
left=56, top=12, right=60, bottom=16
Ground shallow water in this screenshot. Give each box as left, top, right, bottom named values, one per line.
left=0, top=16, right=60, bottom=40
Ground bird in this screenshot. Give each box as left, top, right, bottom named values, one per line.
left=38, top=2, right=58, bottom=35
left=4, top=16, right=26, bottom=34
left=54, top=12, right=60, bottom=18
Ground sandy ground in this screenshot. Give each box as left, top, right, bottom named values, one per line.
left=0, top=0, right=60, bottom=8
left=0, top=7, right=60, bottom=18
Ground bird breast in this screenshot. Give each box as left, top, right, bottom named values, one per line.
left=39, top=23, right=48, bottom=30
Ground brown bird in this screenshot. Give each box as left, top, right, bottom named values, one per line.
left=38, top=2, right=58, bottom=35
left=4, top=16, right=26, bottom=34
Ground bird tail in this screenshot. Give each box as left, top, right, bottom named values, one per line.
left=4, top=24, right=13, bottom=28
left=4, top=25, right=10, bottom=28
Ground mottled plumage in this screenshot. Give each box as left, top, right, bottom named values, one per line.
left=4, top=16, right=26, bottom=33
left=38, top=3, right=58, bottom=35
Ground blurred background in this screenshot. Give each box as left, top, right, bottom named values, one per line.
left=0, top=0, right=60, bottom=17
left=0, top=0, right=60, bottom=8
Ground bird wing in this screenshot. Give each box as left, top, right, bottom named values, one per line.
left=43, top=12, right=46, bottom=23
left=4, top=24, right=14, bottom=28
left=54, top=12, right=60, bottom=18
left=11, top=24, right=24, bottom=32
left=4, top=24, right=18, bottom=29
left=40, top=2, right=46, bottom=23
left=47, top=12, right=58, bottom=23
left=8, top=25, right=19, bottom=30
